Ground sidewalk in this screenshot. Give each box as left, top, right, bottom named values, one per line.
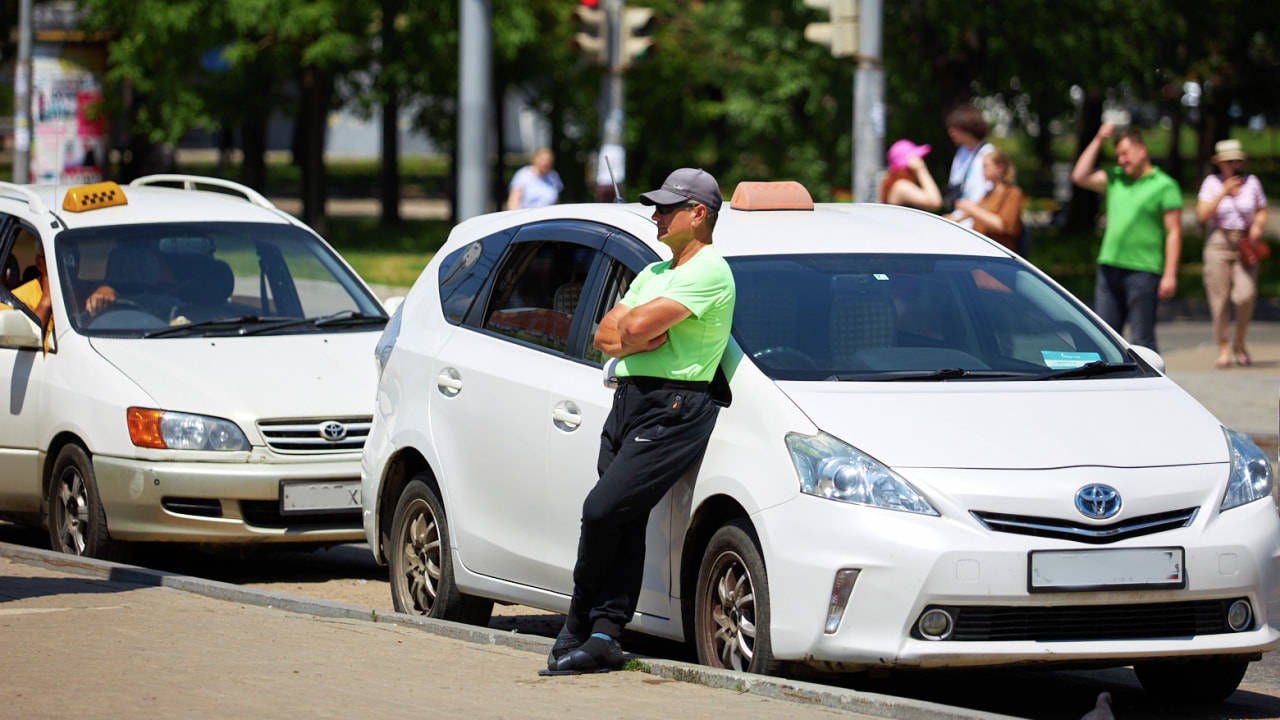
left=0, top=544, right=1017, bottom=720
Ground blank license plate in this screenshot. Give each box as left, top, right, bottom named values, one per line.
left=280, top=480, right=361, bottom=515
left=1029, top=547, right=1185, bottom=592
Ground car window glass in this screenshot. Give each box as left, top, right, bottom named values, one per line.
left=438, top=233, right=508, bottom=325
left=584, top=260, right=636, bottom=366
left=0, top=224, right=39, bottom=321
left=729, top=254, right=1132, bottom=381
left=57, top=222, right=383, bottom=337
left=482, top=240, right=598, bottom=353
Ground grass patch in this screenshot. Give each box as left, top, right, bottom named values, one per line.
left=622, top=659, right=652, bottom=672
left=322, top=216, right=453, bottom=288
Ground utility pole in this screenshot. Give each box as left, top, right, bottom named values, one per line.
left=457, top=0, right=491, bottom=221
left=14, top=0, right=33, bottom=184
left=802, top=0, right=883, bottom=202
left=852, top=0, right=883, bottom=203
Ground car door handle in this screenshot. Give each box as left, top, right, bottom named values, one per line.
left=436, top=368, right=463, bottom=397
left=552, top=401, right=581, bottom=430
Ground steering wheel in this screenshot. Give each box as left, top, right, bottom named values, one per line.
left=78, top=298, right=149, bottom=328
left=751, top=346, right=818, bottom=370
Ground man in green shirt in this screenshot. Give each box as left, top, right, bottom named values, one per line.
left=543, top=168, right=736, bottom=675
left=1071, top=123, right=1182, bottom=352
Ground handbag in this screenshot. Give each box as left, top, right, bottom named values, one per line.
left=941, top=142, right=988, bottom=213
left=1238, top=234, right=1270, bottom=266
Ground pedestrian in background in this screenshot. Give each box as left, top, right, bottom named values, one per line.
left=1196, top=138, right=1269, bottom=368
left=1071, top=123, right=1182, bottom=352
left=880, top=139, right=942, bottom=211
left=506, top=147, right=563, bottom=210
left=942, top=103, right=994, bottom=221
left=544, top=168, right=735, bottom=675
left=948, top=147, right=1024, bottom=253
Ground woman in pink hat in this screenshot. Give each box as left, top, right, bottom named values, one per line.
left=880, top=139, right=942, bottom=210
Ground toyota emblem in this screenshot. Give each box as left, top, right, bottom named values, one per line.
left=1075, top=484, right=1121, bottom=519
left=320, top=421, right=348, bottom=442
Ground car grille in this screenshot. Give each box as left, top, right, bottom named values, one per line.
left=970, top=507, right=1198, bottom=544
left=240, top=500, right=361, bottom=530
left=257, top=416, right=372, bottom=453
left=920, top=599, right=1243, bottom=641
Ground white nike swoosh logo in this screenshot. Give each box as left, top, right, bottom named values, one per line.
left=633, top=437, right=653, bottom=443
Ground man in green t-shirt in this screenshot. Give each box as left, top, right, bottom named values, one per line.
left=1071, top=123, right=1182, bottom=351
left=543, top=168, right=736, bottom=675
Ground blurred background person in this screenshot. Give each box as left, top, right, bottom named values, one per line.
left=942, top=103, right=994, bottom=223
left=1196, top=138, right=1269, bottom=368
left=948, top=147, right=1025, bottom=253
left=506, top=147, right=563, bottom=210
left=879, top=139, right=942, bottom=210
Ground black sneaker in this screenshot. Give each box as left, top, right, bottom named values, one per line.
left=545, top=624, right=586, bottom=669
left=543, top=634, right=625, bottom=675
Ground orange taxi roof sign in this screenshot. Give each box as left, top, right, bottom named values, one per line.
left=62, top=181, right=127, bottom=212
left=729, top=181, right=814, bottom=211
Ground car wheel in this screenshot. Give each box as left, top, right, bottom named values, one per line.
left=1134, top=658, right=1249, bottom=703
left=388, top=476, right=493, bottom=625
left=47, top=444, right=116, bottom=559
left=693, top=519, right=781, bottom=675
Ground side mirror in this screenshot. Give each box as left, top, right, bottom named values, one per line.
left=382, top=296, right=404, bottom=314
left=0, top=308, right=42, bottom=348
left=1130, top=345, right=1165, bottom=375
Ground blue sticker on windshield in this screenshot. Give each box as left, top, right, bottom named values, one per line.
left=1041, top=351, right=1102, bottom=369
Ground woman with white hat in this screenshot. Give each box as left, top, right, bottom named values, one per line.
left=1196, top=139, right=1269, bottom=368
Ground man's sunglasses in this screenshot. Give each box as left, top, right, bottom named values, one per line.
left=655, top=201, right=698, bottom=215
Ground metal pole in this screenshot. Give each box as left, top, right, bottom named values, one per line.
left=852, top=0, right=883, bottom=203
left=14, top=0, right=33, bottom=184
left=457, top=0, right=491, bottom=221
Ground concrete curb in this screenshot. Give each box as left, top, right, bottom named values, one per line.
left=2, top=542, right=1022, bottom=720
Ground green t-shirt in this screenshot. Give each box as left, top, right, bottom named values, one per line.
left=1097, top=165, right=1182, bottom=274
left=616, top=245, right=736, bottom=383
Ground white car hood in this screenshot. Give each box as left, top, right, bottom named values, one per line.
left=777, top=377, right=1228, bottom=470
left=90, top=333, right=377, bottom=423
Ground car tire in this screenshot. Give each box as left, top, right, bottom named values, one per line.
left=693, top=519, right=781, bottom=675
left=1134, top=658, right=1249, bottom=703
left=46, top=444, right=118, bottom=559
left=388, top=476, right=493, bottom=625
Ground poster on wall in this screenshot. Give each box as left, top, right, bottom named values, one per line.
left=30, top=44, right=107, bottom=185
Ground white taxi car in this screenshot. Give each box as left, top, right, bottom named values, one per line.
left=362, top=181, right=1279, bottom=701
left=0, top=176, right=388, bottom=558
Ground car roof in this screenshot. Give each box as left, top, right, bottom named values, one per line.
left=458, top=199, right=1012, bottom=261
left=0, top=178, right=301, bottom=232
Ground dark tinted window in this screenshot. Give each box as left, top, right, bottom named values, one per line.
left=482, top=240, right=599, bottom=353
left=438, top=231, right=510, bottom=325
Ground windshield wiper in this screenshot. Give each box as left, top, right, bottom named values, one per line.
left=143, top=315, right=293, bottom=338
left=236, top=310, right=388, bottom=335
left=828, top=368, right=1032, bottom=382
left=1034, top=361, right=1139, bottom=381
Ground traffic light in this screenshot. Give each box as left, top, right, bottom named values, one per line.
left=574, top=3, right=608, bottom=65
left=803, top=0, right=858, bottom=57
left=619, top=6, right=653, bottom=68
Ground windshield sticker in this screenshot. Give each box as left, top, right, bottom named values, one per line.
left=874, top=273, right=889, bottom=280
left=1042, top=351, right=1102, bottom=369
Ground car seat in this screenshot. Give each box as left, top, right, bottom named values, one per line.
left=174, top=256, right=235, bottom=321
left=828, top=276, right=898, bottom=368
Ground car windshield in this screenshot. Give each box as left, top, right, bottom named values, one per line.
left=55, top=222, right=386, bottom=338
left=728, top=253, right=1143, bottom=382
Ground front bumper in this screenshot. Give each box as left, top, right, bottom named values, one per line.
left=92, top=453, right=364, bottom=543
left=754, top=491, right=1280, bottom=670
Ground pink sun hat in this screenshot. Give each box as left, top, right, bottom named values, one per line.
left=887, top=139, right=932, bottom=172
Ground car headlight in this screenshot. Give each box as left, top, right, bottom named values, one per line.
left=786, top=432, right=939, bottom=515
left=1221, top=428, right=1273, bottom=511
left=127, top=408, right=249, bottom=451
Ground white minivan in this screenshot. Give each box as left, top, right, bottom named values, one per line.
left=362, top=181, right=1279, bottom=702
left=0, top=176, right=388, bottom=558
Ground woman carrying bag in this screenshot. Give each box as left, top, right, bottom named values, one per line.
left=1197, top=139, right=1269, bottom=368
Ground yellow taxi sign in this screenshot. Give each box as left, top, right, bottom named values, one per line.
left=729, top=181, right=814, bottom=211
left=62, top=181, right=128, bottom=212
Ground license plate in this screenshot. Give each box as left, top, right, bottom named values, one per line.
left=1028, top=547, right=1185, bottom=592
left=280, top=480, right=361, bottom=515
